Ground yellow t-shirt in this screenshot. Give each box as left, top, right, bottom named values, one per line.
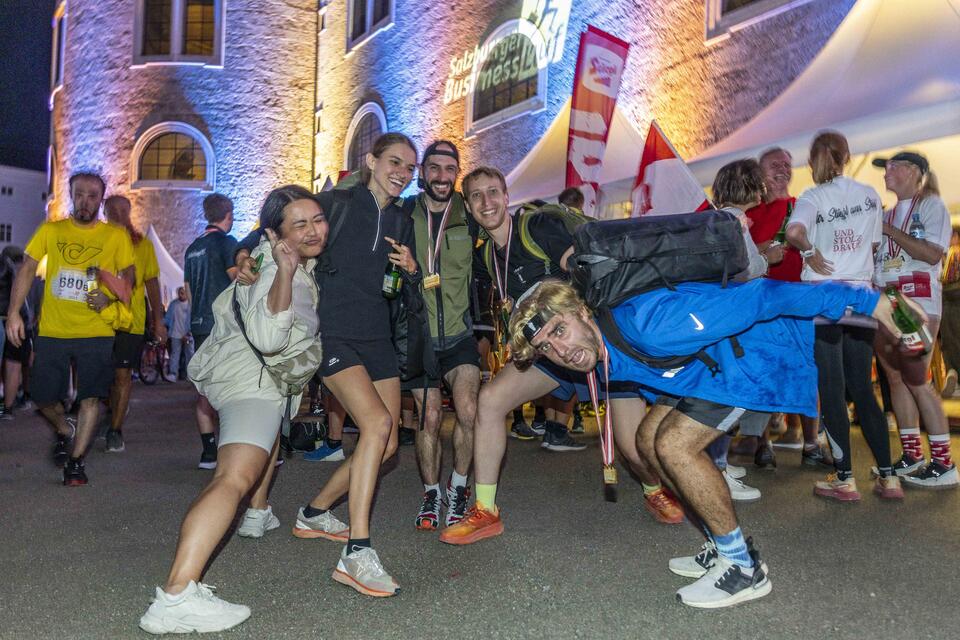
left=130, top=236, right=160, bottom=335
left=26, top=218, right=136, bottom=338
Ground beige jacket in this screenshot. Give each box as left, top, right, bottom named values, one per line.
left=188, top=237, right=321, bottom=409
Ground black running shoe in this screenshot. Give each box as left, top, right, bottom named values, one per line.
left=198, top=450, right=217, bottom=470
left=398, top=427, right=416, bottom=447
left=105, top=430, right=125, bottom=453
left=52, top=436, right=70, bottom=468
left=63, top=459, right=88, bottom=486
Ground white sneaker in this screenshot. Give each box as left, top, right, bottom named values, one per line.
left=332, top=546, right=399, bottom=597
left=668, top=540, right=717, bottom=578
left=724, top=470, right=761, bottom=501
left=291, top=507, right=349, bottom=541
left=237, top=505, right=280, bottom=538
left=725, top=464, right=747, bottom=480
left=139, top=581, right=250, bottom=634
left=676, top=556, right=771, bottom=609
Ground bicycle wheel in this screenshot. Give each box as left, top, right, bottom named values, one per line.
left=139, top=344, right=160, bottom=385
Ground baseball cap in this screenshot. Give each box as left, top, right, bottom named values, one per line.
left=872, top=151, right=929, bottom=175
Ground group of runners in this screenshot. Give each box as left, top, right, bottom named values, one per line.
left=4, top=128, right=953, bottom=633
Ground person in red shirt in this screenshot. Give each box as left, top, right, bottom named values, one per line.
left=744, top=147, right=823, bottom=464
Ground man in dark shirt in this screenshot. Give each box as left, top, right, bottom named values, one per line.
left=182, top=193, right=238, bottom=469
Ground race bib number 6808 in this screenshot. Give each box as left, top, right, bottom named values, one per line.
left=53, top=268, right=89, bottom=303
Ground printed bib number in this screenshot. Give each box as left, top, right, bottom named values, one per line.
left=52, top=268, right=89, bottom=303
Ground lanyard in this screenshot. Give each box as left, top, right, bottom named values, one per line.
left=424, top=198, right=453, bottom=275
left=885, top=195, right=920, bottom=260
left=586, top=342, right=616, bottom=482
left=491, top=216, right=513, bottom=302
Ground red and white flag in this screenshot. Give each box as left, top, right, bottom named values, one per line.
left=631, top=120, right=710, bottom=217
left=565, top=26, right=630, bottom=217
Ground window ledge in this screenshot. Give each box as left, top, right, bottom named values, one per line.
left=705, top=0, right=815, bottom=44
left=345, top=18, right=394, bottom=56
left=131, top=179, right=212, bottom=192
left=465, top=96, right=545, bottom=139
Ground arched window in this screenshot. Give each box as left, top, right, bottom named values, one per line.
left=343, top=103, right=386, bottom=171
left=131, top=122, right=215, bottom=190
left=466, top=20, right=547, bottom=136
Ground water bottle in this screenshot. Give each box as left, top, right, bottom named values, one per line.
left=909, top=212, right=925, bottom=240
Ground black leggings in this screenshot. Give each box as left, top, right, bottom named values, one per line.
left=814, top=324, right=891, bottom=476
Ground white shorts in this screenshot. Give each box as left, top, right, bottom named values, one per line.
left=217, top=398, right=284, bottom=453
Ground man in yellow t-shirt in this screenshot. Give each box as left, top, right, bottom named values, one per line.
left=103, top=196, right=166, bottom=453
left=5, top=172, right=135, bottom=486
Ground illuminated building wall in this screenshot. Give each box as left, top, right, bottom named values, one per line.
left=51, top=0, right=317, bottom=260
left=313, top=0, right=855, bottom=196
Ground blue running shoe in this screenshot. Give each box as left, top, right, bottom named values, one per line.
left=304, top=441, right=345, bottom=462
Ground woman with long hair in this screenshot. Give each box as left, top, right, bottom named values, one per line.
left=872, top=152, right=956, bottom=488
left=785, top=131, right=902, bottom=501
left=140, top=185, right=328, bottom=634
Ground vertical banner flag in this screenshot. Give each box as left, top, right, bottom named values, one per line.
left=565, top=26, right=630, bottom=217
left=631, top=120, right=711, bottom=217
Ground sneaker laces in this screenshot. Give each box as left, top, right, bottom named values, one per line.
left=420, top=490, right=440, bottom=514
left=448, top=486, right=469, bottom=516
left=695, top=541, right=717, bottom=567
left=350, top=548, right=388, bottom=579
left=646, top=490, right=674, bottom=511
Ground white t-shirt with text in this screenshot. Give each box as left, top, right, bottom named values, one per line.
left=789, top=176, right=882, bottom=283
left=873, top=195, right=951, bottom=317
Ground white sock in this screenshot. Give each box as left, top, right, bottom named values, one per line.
left=424, top=483, right=440, bottom=494
left=450, top=471, right=468, bottom=488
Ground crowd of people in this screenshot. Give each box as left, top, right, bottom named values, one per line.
left=1, top=128, right=957, bottom=632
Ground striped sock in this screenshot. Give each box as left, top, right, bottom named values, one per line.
left=928, top=434, right=953, bottom=467
left=713, top=527, right=752, bottom=570
left=899, top=428, right=924, bottom=460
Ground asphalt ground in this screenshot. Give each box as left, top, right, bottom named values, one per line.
left=1, top=381, right=959, bottom=639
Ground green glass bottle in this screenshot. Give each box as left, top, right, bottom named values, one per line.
left=884, top=286, right=932, bottom=355
left=773, top=200, right=793, bottom=244
left=382, top=260, right=402, bottom=299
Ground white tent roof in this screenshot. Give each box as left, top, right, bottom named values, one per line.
left=147, top=225, right=184, bottom=306
left=688, top=0, right=960, bottom=185
left=504, top=99, right=646, bottom=206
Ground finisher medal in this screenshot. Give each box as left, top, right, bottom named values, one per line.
left=423, top=273, right=441, bottom=289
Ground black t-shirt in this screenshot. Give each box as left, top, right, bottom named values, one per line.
left=482, top=212, right=573, bottom=301
left=183, top=226, right=238, bottom=335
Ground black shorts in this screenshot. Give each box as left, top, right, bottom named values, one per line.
left=321, top=337, right=398, bottom=382
left=194, top=333, right=210, bottom=349
left=3, top=329, right=33, bottom=363
left=402, top=336, right=480, bottom=391
left=656, top=395, right=766, bottom=433
left=32, top=336, right=114, bottom=405
left=113, top=331, right=144, bottom=369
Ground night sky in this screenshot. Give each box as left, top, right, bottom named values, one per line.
left=0, top=1, right=54, bottom=171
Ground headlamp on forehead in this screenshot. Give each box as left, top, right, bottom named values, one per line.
left=522, top=312, right=548, bottom=343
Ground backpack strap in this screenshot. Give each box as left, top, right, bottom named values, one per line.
left=594, top=306, right=723, bottom=377
left=517, top=211, right=551, bottom=274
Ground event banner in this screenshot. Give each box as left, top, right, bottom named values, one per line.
left=631, top=120, right=710, bottom=216
left=564, top=26, right=630, bottom=217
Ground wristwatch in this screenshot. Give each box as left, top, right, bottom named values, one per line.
left=800, top=248, right=817, bottom=260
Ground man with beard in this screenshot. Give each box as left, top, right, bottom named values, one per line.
left=103, top=195, right=166, bottom=453
left=5, top=172, right=135, bottom=485
left=439, top=167, right=683, bottom=547
left=507, top=278, right=915, bottom=607
left=402, top=141, right=481, bottom=531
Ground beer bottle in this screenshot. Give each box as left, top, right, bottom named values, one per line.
left=773, top=201, right=793, bottom=244
left=908, top=212, right=925, bottom=240
left=884, top=286, right=932, bottom=355
left=85, top=266, right=99, bottom=293
left=382, top=260, right=402, bottom=299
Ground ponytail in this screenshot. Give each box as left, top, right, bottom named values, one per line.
left=809, top=131, right=849, bottom=185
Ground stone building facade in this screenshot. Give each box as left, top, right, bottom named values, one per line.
left=312, top=0, right=855, bottom=210
left=49, top=0, right=317, bottom=260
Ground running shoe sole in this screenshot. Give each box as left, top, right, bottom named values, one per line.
left=439, top=520, right=505, bottom=545
left=813, top=487, right=861, bottom=501
left=415, top=518, right=438, bottom=531
left=771, top=441, right=803, bottom=450
left=901, top=477, right=960, bottom=490
left=197, top=461, right=217, bottom=470
left=64, top=478, right=88, bottom=487
left=873, top=484, right=904, bottom=499
left=509, top=432, right=536, bottom=441
left=291, top=526, right=349, bottom=541
left=139, top=611, right=250, bottom=634
left=332, top=569, right=398, bottom=597
left=677, top=578, right=772, bottom=609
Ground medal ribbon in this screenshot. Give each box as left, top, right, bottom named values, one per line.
left=586, top=342, right=615, bottom=470
left=885, top=195, right=920, bottom=261
left=491, top=215, right=513, bottom=302
left=424, top=197, right=453, bottom=276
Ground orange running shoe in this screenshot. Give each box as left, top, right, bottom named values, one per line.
left=644, top=488, right=684, bottom=524
left=439, top=505, right=504, bottom=545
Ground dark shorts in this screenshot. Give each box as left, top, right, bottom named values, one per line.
left=113, top=331, right=145, bottom=369
left=3, top=329, right=33, bottom=363
left=32, top=336, right=114, bottom=405
left=321, top=337, right=398, bottom=382
left=535, top=358, right=649, bottom=402
left=193, top=333, right=210, bottom=349
left=656, top=395, right=767, bottom=433
left=402, top=337, right=480, bottom=391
